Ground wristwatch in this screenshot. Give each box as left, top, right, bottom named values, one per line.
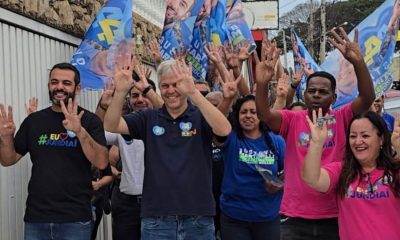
left=290, top=83, right=298, bottom=89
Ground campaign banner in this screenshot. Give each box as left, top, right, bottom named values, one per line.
left=186, top=0, right=212, bottom=81
left=209, top=0, right=228, bottom=45
left=226, top=0, right=256, bottom=52
left=160, top=0, right=205, bottom=60
left=322, top=0, right=399, bottom=109
left=290, top=29, right=322, bottom=100
left=71, top=0, right=133, bottom=89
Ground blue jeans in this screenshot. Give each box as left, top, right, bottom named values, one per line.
left=24, top=221, right=92, bottom=240
left=141, top=215, right=215, bottom=240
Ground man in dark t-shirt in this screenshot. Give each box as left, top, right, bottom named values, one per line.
left=104, top=59, right=231, bottom=240
left=0, top=63, right=108, bottom=240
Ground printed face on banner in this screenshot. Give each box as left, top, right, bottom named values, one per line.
left=165, top=0, right=196, bottom=25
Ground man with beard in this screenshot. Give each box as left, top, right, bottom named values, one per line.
left=0, top=62, right=108, bottom=239
left=163, top=0, right=195, bottom=30
left=161, top=0, right=196, bottom=59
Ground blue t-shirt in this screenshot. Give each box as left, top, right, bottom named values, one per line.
left=220, top=131, right=285, bottom=222
left=383, top=112, right=395, bottom=133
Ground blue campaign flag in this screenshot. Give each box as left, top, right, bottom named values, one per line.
left=322, top=0, right=399, bottom=109
left=290, top=29, right=321, bottom=100
left=71, top=0, right=133, bottom=89
left=160, top=0, right=205, bottom=60
left=209, top=0, right=227, bottom=45
left=186, top=0, right=212, bottom=81
left=225, top=0, right=256, bottom=52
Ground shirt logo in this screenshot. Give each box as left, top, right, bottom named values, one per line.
left=179, top=122, right=197, bottom=137
left=37, top=132, right=78, bottom=148
left=152, top=126, right=165, bottom=136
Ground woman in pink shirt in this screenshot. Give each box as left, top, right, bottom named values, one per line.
left=302, top=110, right=400, bottom=240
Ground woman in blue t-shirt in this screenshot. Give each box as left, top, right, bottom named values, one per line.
left=218, top=95, right=285, bottom=240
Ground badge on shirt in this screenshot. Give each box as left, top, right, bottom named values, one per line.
left=180, top=122, right=197, bottom=137
left=152, top=126, right=165, bottom=136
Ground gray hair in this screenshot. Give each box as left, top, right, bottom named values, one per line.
left=157, top=59, right=177, bottom=84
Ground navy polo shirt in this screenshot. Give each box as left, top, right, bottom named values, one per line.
left=123, top=102, right=216, bottom=217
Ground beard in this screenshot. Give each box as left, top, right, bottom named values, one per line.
left=48, top=89, right=76, bottom=106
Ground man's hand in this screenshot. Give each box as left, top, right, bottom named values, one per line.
left=221, top=71, right=241, bottom=99
left=204, top=43, right=223, bottom=64
left=25, top=97, right=38, bottom=116
left=113, top=60, right=135, bottom=94
left=328, top=27, right=363, bottom=65
left=148, top=38, right=162, bottom=65
left=133, top=64, right=151, bottom=92
left=60, top=98, right=84, bottom=135
left=0, top=104, right=16, bottom=139
left=292, top=69, right=304, bottom=86
left=253, top=37, right=280, bottom=85
left=276, top=74, right=289, bottom=98
left=172, top=60, right=197, bottom=97
left=99, top=80, right=115, bottom=110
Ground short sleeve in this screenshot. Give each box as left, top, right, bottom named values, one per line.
left=121, top=110, right=148, bottom=141
left=279, top=109, right=296, bottom=138
left=14, top=117, right=30, bottom=156
left=105, top=131, right=118, bottom=146
left=323, top=161, right=343, bottom=193
left=84, top=113, right=107, bottom=147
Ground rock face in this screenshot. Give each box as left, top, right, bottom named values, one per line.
left=0, top=0, right=161, bottom=62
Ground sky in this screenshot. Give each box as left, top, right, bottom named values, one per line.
left=279, top=0, right=318, bottom=15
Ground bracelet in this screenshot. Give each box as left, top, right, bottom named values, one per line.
left=99, top=104, right=108, bottom=111
left=142, top=85, right=152, bottom=95
left=290, top=83, right=298, bottom=89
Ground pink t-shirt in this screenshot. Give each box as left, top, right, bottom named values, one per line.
left=325, top=162, right=400, bottom=240
left=279, top=104, right=353, bottom=219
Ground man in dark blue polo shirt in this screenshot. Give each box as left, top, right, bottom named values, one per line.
left=104, top=59, right=231, bottom=240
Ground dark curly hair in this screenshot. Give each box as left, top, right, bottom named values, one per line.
left=338, top=111, right=400, bottom=198
left=231, top=95, right=276, bottom=155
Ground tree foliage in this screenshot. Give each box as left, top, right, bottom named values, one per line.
left=274, top=0, right=386, bottom=64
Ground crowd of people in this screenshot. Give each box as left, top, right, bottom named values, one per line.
left=1, top=24, right=400, bottom=240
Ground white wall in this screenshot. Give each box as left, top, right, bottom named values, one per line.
left=0, top=8, right=108, bottom=239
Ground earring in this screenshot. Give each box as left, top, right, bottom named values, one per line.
left=380, top=145, right=383, bottom=150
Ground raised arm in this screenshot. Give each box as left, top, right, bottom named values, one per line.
left=104, top=62, right=134, bottom=134
left=328, top=28, right=375, bottom=114
left=272, top=73, right=289, bottom=110
left=301, top=108, right=331, bottom=192
left=172, top=60, right=231, bottom=136
left=0, top=104, right=22, bottom=166
left=95, top=80, right=115, bottom=121
left=392, top=113, right=400, bottom=161
left=134, top=65, right=164, bottom=108
left=254, top=33, right=282, bottom=133
left=286, top=69, right=304, bottom=108
left=25, top=97, right=38, bottom=116
left=224, top=43, right=251, bottom=96
left=148, top=38, right=162, bottom=68
left=60, top=99, right=108, bottom=169
left=218, top=72, right=242, bottom=116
